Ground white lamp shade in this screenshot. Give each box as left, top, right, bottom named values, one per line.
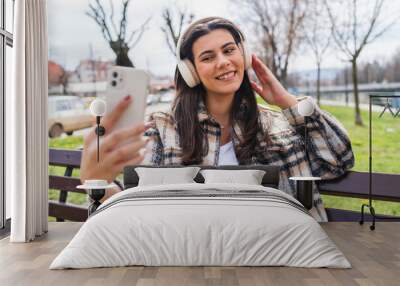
left=90, top=98, right=107, bottom=116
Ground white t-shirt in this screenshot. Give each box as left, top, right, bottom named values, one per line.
left=218, top=140, right=239, bottom=165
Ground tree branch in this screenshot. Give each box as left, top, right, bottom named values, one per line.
left=118, top=0, right=130, bottom=41
left=108, top=0, right=118, bottom=36
left=128, top=16, right=151, bottom=48
left=160, top=5, right=194, bottom=56
left=86, top=1, right=113, bottom=42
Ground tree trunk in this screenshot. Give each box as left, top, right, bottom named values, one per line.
left=351, top=58, right=363, bottom=126
left=115, top=50, right=134, bottom=67
left=344, top=68, right=349, bottom=106
left=280, top=70, right=288, bottom=88
left=316, top=62, right=321, bottom=106
left=110, top=40, right=134, bottom=67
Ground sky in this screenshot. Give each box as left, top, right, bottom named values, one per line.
left=47, top=0, right=400, bottom=77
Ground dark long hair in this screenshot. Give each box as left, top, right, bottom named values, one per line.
left=172, top=17, right=266, bottom=165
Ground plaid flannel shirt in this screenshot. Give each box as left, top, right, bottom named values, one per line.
left=143, top=97, right=354, bottom=222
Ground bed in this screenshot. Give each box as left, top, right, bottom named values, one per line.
left=49, top=165, right=350, bottom=269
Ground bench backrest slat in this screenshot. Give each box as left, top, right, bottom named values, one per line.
left=49, top=148, right=82, bottom=167
left=318, top=171, right=400, bottom=201
left=49, top=175, right=85, bottom=194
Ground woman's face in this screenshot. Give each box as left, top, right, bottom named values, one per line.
left=192, top=29, right=245, bottom=97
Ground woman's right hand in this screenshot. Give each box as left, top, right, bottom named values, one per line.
left=80, top=95, right=153, bottom=184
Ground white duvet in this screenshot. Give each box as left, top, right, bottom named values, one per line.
left=50, top=183, right=350, bottom=269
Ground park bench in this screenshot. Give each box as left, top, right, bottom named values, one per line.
left=49, top=148, right=400, bottom=222
left=49, top=148, right=87, bottom=221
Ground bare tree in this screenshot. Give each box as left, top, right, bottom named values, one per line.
left=324, top=0, right=396, bottom=125
left=161, top=6, right=194, bottom=56
left=86, top=0, right=150, bottom=67
left=384, top=48, right=400, bottom=82
left=303, top=0, right=331, bottom=106
left=237, top=0, right=309, bottom=86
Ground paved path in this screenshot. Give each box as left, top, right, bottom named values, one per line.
left=319, top=99, right=386, bottom=112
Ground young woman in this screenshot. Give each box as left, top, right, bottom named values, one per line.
left=80, top=17, right=354, bottom=221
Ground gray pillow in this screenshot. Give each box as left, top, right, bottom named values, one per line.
left=135, top=167, right=201, bottom=186
left=200, top=169, right=266, bottom=185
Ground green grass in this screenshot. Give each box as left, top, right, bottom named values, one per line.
left=49, top=135, right=84, bottom=149
left=321, top=105, right=400, bottom=174
left=49, top=102, right=400, bottom=217
left=321, top=195, right=400, bottom=216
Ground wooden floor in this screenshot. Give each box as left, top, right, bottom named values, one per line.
left=0, top=222, right=399, bottom=286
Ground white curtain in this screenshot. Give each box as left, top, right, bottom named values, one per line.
left=7, top=0, right=49, bottom=242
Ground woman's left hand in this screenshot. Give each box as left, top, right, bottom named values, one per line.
left=250, top=54, right=298, bottom=109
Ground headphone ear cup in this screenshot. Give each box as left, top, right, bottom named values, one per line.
left=240, top=42, right=252, bottom=70
left=177, top=59, right=200, bottom=88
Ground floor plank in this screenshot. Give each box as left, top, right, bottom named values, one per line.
left=0, top=222, right=399, bottom=286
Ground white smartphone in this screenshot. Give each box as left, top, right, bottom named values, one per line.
left=100, top=66, right=150, bottom=132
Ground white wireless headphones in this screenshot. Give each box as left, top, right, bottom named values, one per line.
left=176, top=17, right=252, bottom=88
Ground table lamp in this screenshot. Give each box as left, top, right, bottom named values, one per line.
left=77, top=98, right=111, bottom=216
left=289, top=97, right=321, bottom=210
left=77, top=180, right=118, bottom=216
left=89, top=98, right=107, bottom=162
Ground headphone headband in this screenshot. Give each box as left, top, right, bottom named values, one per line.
left=176, top=17, right=247, bottom=62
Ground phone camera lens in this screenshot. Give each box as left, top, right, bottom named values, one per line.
left=112, top=72, right=118, bottom=78
left=111, top=80, right=117, bottom=87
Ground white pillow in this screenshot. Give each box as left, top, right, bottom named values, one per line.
left=135, top=167, right=201, bottom=186
left=200, top=169, right=266, bottom=185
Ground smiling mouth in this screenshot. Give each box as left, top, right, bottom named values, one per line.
left=215, top=71, right=237, bottom=81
